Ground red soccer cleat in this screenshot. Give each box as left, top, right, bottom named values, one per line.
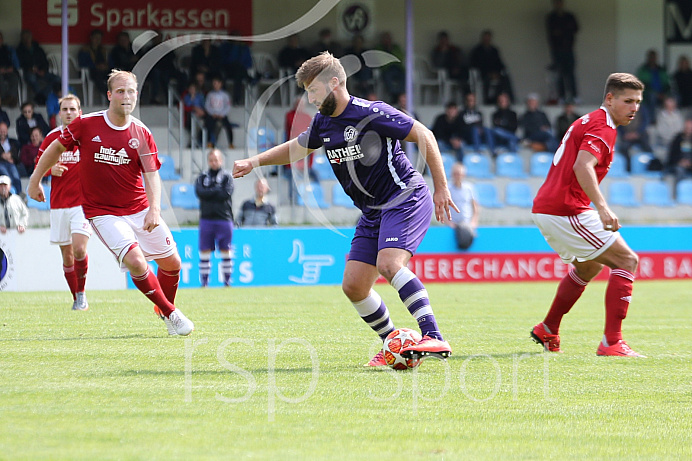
left=364, top=350, right=388, bottom=367
left=531, top=323, right=562, bottom=352
left=597, top=340, right=646, bottom=357
left=400, top=336, right=452, bottom=360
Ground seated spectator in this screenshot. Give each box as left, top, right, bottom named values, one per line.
left=311, top=28, right=343, bottom=58
left=0, top=95, right=9, bottom=127
left=78, top=29, right=109, bottom=98
left=432, top=101, right=465, bottom=162
left=0, top=30, right=20, bottom=107
left=278, top=34, right=311, bottom=74
left=0, top=122, right=21, bottom=194
left=190, top=39, right=221, bottom=83
left=617, top=106, right=652, bottom=168
left=636, top=49, right=670, bottom=123
left=344, top=35, right=373, bottom=98
left=19, top=126, right=42, bottom=177
left=432, top=31, right=469, bottom=95
left=460, top=92, right=494, bottom=154
left=182, top=82, right=206, bottom=146
left=219, top=34, right=253, bottom=105
left=376, top=32, right=405, bottom=102
left=556, top=99, right=581, bottom=139
left=237, top=178, right=278, bottom=227
left=666, top=118, right=692, bottom=185
left=672, top=55, right=692, bottom=111
left=448, top=163, right=478, bottom=250
left=519, top=93, right=558, bottom=152
left=16, top=29, right=59, bottom=105
left=136, top=30, right=186, bottom=104
left=109, top=31, right=138, bottom=72
left=654, top=96, right=684, bottom=149
left=192, top=70, right=211, bottom=95
left=204, top=76, right=235, bottom=148
left=393, top=92, right=418, bottom=120
left=469, top=29, right=513, bottom=104
left=490, top=92, right=519, bottom=154
left=45, top=82, right=61, bottom=128
left=16, top=102, right=49, bottom=147
left=0, top=175, right=28, bottom=234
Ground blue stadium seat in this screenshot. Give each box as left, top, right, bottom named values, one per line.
left=608, top=152, right=629, bottom=178
left=474, top=182, right=503, bottom=208
left=630, top=152, right=661, bottom=178
left=170, top=183, right=199, bottom=209
left=296, top=182, right=329, bottom=208
left=312, top=152, right=333, bottom=180
left=441, top=153, right=456, bottom=178
left=463, top=153, right=493, bottom=179
left=158, top=154, right=181, bottom=180
left=331, top=183, right=355, bottom=208
left=608, top=181, right=639, bottom=207
left=642, top=181, right=674, bottom=206
left=530, top=152, right=553, bottom=177
left=676, top=179, right=692, bottom=205
left=504, top=182, right=533, bottom=207
left=27, top=186, right=50, bottom=211
left=495, top=153, right=527, bottom=178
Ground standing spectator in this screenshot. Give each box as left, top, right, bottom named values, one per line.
left=460, top=92, right=494, bottom=154
left=311, top=28, right=343, bottom=58
left=78, top=29, right=109, bottom=98
left=19, top=126, right=42, bottom=176
left=109, top=31, right=138, bottom=72
left=667, top=118, right=692, bottom=185
left=519, top=93, right=558, bottom=152
left=182, top=81, right=206, bottom=146
left=654, top=96, right=684, bottom=150
left=448, top=163, right=478, bottom=250
left=375, top=32, right=405, bottom=102
left=190, top=39, right=221, bottom=84
left=237, top=178, right=278, bottom=227
left=490, top=92, right=520, bottom=154
left=636, top=49, right=670, bottom=122
left=0, top=175, right=28, bottom=233
left=278, top=34, right=311, bottom=74
left=219, top=34, right=253, bottom=105
left=432, top=101, right=465, bottom=161
left=546, top=0, right=579, bottom=103
left=344, top=35, right=373, bottom=98
left=469, top=29, right=513, bottom=104
left=0, top=121, right=22, bottom=194
left=15, top=29, right=58, bottom=105
left=672, top=55, right=692, bottom=110
left=16, top=102, right=49, bottom=147
left=135, top=31, right=186, bottom=104
left=432, top=31, right=468, bottom=94
left=0, top=31, right=20, bottom=107
left=556, top=100, right=581, bottom=139
left=195, top=148, right=234, bottom=287
left=204, top=76, right=235, bottom=148
left=0, top=95, right=10, bottom=128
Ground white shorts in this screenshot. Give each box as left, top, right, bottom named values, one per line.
left=532, top=210, right=619, bottom=264
left=50, top=206, right=92, bottom=245
left=90, top=208, right=177, bottom=271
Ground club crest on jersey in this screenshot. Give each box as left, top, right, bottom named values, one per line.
left=581, top=114, right=590, bottom=124
left=128, top=138, right=140, bottom=149
left=344, top=126, right=358, bottom=142
left=94, top=146, right=132, bottom=165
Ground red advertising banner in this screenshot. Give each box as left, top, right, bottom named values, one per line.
left=25, top=0, right=253, bottom=45
left=406, top=252, right=692, bottom=283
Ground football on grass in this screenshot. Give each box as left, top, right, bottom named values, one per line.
left=382, top=328, right=422, bottom=370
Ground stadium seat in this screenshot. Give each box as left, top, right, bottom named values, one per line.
left=312, top=152, right=333, bottom=180
left=642, top=181, right=674, bottom=206
left=530, top=152, right=553, bottom=177
left=331, top=183, right=355, bottom=208
left=504, top=182, right=533, bottom=207
left=608, top=152, right=629, bottom=178
left=170, top=183, right=199, bottom=209
left=495, top=153, right=527, bottom=178
left=676, top=179, right=692, bottom=205
left=474, top=182, right=503, bottom=208
left=441, top=152, right=456, bottom=178
left=246, top=126, right=277, bottom=152
left=630, top=152, right=661, bottom=178
left=296, top=182, right=329, bottom=208
left=26, top=186, right=50, bottom=211
left=463, top=153, right=493, bottom=179
left=158, top=154, right=181, bottom=180
left=608, top=181, right=639, bottom=207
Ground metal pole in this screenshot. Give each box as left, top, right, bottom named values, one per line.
left=61, top=0, right=69, bottom=97
left=405, top=0, right=414, bottom=117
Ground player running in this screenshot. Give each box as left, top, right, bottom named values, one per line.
left=233, top=52, right=457, bottom=364
left=531, top=73, right=645, bottom=357
left=35, top=94, right=91, bottom=311
left=28, top=70, right=194, bottom=336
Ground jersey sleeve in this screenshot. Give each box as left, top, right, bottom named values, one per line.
left=132, top=123, right=161, bottom=173
left=296, top=116, right=323, bottom=150
left=580, top=124, right=613, bottom=162
left=367, top=102, right=415, bottom=139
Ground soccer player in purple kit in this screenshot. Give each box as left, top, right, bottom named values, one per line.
left=233, top=52, right=458, bottom=365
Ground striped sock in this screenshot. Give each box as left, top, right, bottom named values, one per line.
left=221, top=258, right=233, bottom=286
left=199, top=258, right=211, bottom=287
left=390, top=267, right=443, bottom=341
left=352, top=290, right=395, bottom=341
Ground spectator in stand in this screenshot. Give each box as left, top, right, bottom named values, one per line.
left=0, top=95, right=9, bottom=128
left=432, top=31, right=469, bottom=95
left=135, top=30, right=186, bottom=104
left=375, top=32, right=405, bottom=103
left=394, top=92, right=418, bottom=120
left=192, top=70, right=211, bottom=95
left=109, top=31, right=138, bottom=72
left=19, top=126, right=42, bottom=177
left=448, top=163, right=478, bottom=250
left=16, top=29, right=59, bottom=105
left=672, top=55, right=692, bottom=111
left=616, top=105, right=652, bottom=169
left=489, top=92, right=520, bottom=155
left=432, top=101, right=465, bottom=162
left=469, top=29, right=513, bottom=104
left=460, top=92, right=494, bottom=154
left=0, top=122, right=21, bottom=194
left=556, top=100, right=581, bottom=139
left=204, top=76, right=235, bottom=149
left=220, top=33, right=253, bottom=105
left=636, top=49, right=670, bottom=123
left=654, top=96, right=684, bottom=150
left=16, top=102, right=49, bottom=147
left=182, top=81, right=206, bottom=146
left=0, top=31, right=20, bottom=107
left=237, top=178, right=278, bottom=227
left=190, top=39, right=221, bottom=84
left=666, top=118, right=692, bottom=185
left=344, top=35, right=373, bottom=98
left=45, top=82, right=62, bottom=128
left=0, top=175, right=28, bottom=234
left=78, top=29, right=109, bottom=98
left=546, top=0, right=579, bottom=103
left=519, top=93, right=558, bottom=152
left=311, top=28, right=343, bottom=58
left=278, top=34, right=311, bottom=74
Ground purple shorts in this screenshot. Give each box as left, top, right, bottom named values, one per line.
left=199, top=218, right=233, bottom=252
left=348, top=186, right=433, bottom=266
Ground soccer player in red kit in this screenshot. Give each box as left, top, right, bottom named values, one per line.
left=531, top=73, right=645, bottom=357
left=36, top=94, right=91, bottom=311
left=28, top=70, right=194, bottom=336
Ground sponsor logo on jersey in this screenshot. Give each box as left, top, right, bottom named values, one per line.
left=128, top=138, right=140, bottom=149
left=323, top=137, right=330, bottom=142
left=344, top=126, right=358, bottom=142
left=91, top=135, right=102, bottom=142
left=385, top=237, right=399, bottom=242
left=94, top=146, right=132, bottom=166
left=587, top=140, right=601, bottom=153
left=60, top=149, right=80, bottom=164
left=581, top=114, right=590, bottom=124
left=326, top=144, right=364, bottom=164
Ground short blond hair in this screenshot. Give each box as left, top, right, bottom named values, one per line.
left=107, top=69, right=138, bottom=91
left=295, top=52, right=347, bottom=89
left=59, top=93, right=81, bottom=110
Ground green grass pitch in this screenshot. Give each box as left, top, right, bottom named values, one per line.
left=1, top=280, right=690, bottom=460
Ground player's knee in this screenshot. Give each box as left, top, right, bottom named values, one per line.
left=342, top=279, right=367, bottom=302
left=73, top=246, right=87, bottom=260
left=620, top=251, right=639, bottom=273
left=376, top=261, right=401, bottom=282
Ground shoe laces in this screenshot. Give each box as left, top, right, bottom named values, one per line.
left=169, top=311, right=184, bottom=328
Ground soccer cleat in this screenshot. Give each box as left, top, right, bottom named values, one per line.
left=364, top=350, right=388, bottom=367
left=531, top=323, right=562, bottom=352
left=167, top=308, right=195, bottom=336
left=154, top=306, right=177, bottom=335
left=72, top=292, right=89, bottom=311
left=400, top=336, right=452, bottom=360
left=597, top=340, right=646, bottom=357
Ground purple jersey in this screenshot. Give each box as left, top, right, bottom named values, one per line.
left=297, top=97, right=424, bottom=219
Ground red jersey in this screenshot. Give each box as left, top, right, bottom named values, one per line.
left=532, top=107, right=617, bottom=216
left=37, top=126, right=83, bottom=209
left=58, top=111, right=161, bottom=219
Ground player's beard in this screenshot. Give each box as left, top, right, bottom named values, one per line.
left=319, top=91, right=337, bottom=116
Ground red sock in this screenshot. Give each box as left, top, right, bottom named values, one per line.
left=63, top=265, right=78, bottom=300
left=543, top=269, right=587, bottom=334
left=157, top=268, right=180, bottom=303
left=75, top=255, right=88, bottom=293
left=604, top=269, right=634, bottom=345
left=131, top=268, right=176, bottom=316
